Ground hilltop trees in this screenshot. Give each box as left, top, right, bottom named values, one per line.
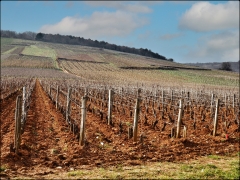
left=1, top=30, right=36, bottom=40
left=33, top=32, right=169, bottom=61
left=1, top=30, right=172, bottom=61
left=35, top=33, right=44, bottom=40
left=219, top=62, right=232, bottom=71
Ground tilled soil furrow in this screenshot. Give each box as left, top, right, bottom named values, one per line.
left=0, top=91, right=21, bottom=125
left=3, top=80, right=80, bottom=175
left=0, top=91, right=21, bottom=158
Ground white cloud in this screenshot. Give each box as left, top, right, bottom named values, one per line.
left=170, top=1, right=195, bottom=5
left=84, top=1, right=152, bottom=13
left=39, top=11, right=148, bottom=39
left=186, top=30, right=239, bottom=62
left=159, top=33, right=183, bottom=40
left=39, top=1, right=153, bottom=40
left=179, top=1, right=239, bottom=32
left=124, top=4, right=152, bottom=13
left=85, top=1, right=122, bottom=8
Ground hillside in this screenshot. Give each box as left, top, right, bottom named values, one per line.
left=1, top=38, right=239, bottom=179
left=185, top=62, right=239, bottom=73
left=1, top=37, right=239, bottom=88
left=1, top=30, right=169, bottom=61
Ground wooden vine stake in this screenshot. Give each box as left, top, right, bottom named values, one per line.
left=108, top=89, right=113, bottom=126
left=162, top=89, right=164, bottom=118
left=21, top=87, right=26, bottom=131
left=128, top=126, right=133, bottom=139
left=183, top=126, right=187, bottom=138
left=14, top=95, right=22, bottom=154
left=66, top=87, right=72, bottom=124
left=213, top=99, right=219, bottom=136
left=49, top=85, right=52, bottom=99
left=176, top=99, right=183, bottom=138
left=233, top=94, right=235, bottom=109
left=171, top=90, right=173, bottom=102
left=210, top=93, right=214, bottom=114
left=79, top=96, right=87, bottom=146
left=133, top=89, right=141, bottom=142
left=224, top=94, right=227, bottom=107
left=56, top=85, right=59, bottom=109
left=171, top=127, right=175, bottom=138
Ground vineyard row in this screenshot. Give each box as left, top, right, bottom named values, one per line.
left=1, top=78, right=35, bottom=153
left=40, top=79, right=240, bottom=146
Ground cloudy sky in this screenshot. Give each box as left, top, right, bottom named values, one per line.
left=1, top=1, right=239, bottom=63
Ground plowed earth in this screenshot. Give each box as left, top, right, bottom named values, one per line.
left=11, top=47, right=25, bottom=55
left=1, top=80, right=239, bottom=178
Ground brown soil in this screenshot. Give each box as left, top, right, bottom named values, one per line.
left=0, top=80, right=239, bottom=179
left=1, top=90, right=22, bottom=159
left=11, top=47, right=25, bottom=55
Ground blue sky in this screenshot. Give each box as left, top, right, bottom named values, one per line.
left=1, top=1, right=239, bottom=63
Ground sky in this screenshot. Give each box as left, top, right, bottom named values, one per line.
left=1, top=1, right=239, bottom=63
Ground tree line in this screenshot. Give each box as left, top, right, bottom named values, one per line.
left=1, top=30, right=36, bottom=41
left=1, top=30, right=172, bottom=61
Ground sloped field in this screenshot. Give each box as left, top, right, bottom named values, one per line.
left=1, top=38, right=239, bottom=88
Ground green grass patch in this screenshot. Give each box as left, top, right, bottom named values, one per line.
left=22, top=45, right=57, bottom=60
left=161, top=69, right=239, bottom=87
left=1, top=37, right=14, bottom=45
left=63, top=155, right=239, bottom=179
left=207, top=154, right=221, bottom=160
left=180, top=164, right=194, bottom=172
left=21, top=45, right=59, bottom=69
left=2, top=46, right=18, bottom=54
left=178, top=163, right=237, bottom=179
left=226, top=161, right=240, bottom=179
left=68, top=170, right=88, bottom=177
left=0, top=165, right=8, bottom=172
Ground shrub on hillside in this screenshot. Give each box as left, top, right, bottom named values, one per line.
left=219, top=62, right=232, bottom=71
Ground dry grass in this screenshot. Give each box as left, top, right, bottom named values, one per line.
left=5, top=153, right=239, bottom=179
left=66, top=154, right=239, bottom=179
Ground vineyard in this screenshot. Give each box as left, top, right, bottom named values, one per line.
left=1, top=37, right=239, bottom=87
left=1, top=38, right=58, bottom=69
left=1, top=37, right=239, bottom=178
left=1, top=77, right=239, bottom=177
